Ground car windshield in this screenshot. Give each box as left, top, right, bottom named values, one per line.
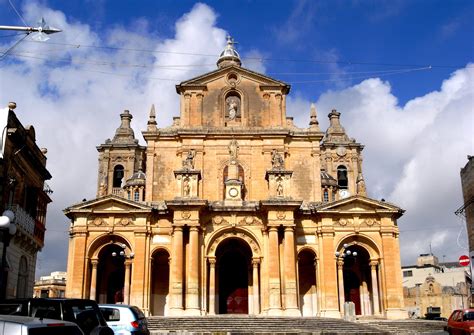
left=464, top=312, right=474, bottom=321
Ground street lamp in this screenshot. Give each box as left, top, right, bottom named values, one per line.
left=112, top=243, right=134, bottom=259
left=335, top=243, right=358, bottom=258
left=0, top=209, right=16, bottom=300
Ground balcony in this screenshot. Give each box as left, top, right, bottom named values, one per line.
left=8, top=204, right=45, bottom=247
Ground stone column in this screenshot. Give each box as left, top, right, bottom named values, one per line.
left=267, top=226, right=282, bottom=315
left=252, top=258, right=260, bottom=315
left=314, top=259, right=319, bottom=316
left=186, top=226, right=200, bottom=314
left=370, top=261, right=380, bottom=315
left=89, top=259, right=98, bottom=301
left=170, top=226, right=184, bottom=314
left=124, top=260, right=132, bottom=304
left=337, top=259, right=345, bottom=311
left=208, top=258, right=216, bottom=315
left=284, top=226, right=300, bottom=316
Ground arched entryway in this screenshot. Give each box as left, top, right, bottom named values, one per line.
left=95, top=243, right=129, bottom=304
left=150, top=249, right=170, bottom=316
left=337, top=242, right=380, bottom=316
left=298, top=249, right=318, bottom=316
left=215, top=238, right=252, bottom=314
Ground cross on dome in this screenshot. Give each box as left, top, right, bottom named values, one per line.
left=217, top=34, right=241, bottom=68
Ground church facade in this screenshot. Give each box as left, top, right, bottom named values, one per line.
left=65, top=38, right=406, bottom=319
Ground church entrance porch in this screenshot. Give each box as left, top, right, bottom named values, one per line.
left=337, top=242, right=381, bottom=317
left=95, top=243, right=127, bottom=304
left=150, top=249, right=170, bottom=316
left=215, top=238, right=252, bottom=314
left=298, top=249, right=318, bottom=316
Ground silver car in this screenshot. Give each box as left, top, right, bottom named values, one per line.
left=0, top=315, right=84, bottom=334
left=98, top=304, right=149, bottom=335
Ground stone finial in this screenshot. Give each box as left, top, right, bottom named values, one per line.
left=323, top=109, right=350, bottom=143
left=112, top=110, right=136, bottom=144
left=309, top=103, right=320, bottom=130
left=147, top=104, right=157, bottom=131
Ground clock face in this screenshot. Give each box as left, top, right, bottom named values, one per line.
left=339, top=189, right=350, bottom=199
left=336, top=146, right=347, bottom=157
left=228, top=187, right=239, bottom=198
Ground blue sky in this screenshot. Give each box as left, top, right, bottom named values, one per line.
left=0, top=0, right=473, bottom=277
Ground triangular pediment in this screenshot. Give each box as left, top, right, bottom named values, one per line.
left=64, top=194, right=153, bottom=217
left=313, top=195, right=404, bottom=217
left=176, top=65, right=290, bottom=91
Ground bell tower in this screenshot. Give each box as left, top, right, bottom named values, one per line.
left=96, top=110, right=146, bottom=198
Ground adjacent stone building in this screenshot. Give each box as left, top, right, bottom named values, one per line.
left=64, top=37, right=406, bottom=318
left=0, top=102, right=52, bottom=299
left=403, top=254, right=470, bottom=318
left=33, top=271, right=67, bottom=298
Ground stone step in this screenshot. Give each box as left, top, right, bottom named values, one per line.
left=357, top=320, right=447, bottom=334
left=147, top=316, right=386, bottom=334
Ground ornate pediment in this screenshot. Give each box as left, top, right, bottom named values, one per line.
left=312, top=195, right=404, bottom=217
left=64, top=194, right=153, bottom=218
left=176, top=65, right=290, bottom=92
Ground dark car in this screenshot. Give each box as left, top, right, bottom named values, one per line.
left=445, top=309, right=474, bottom=335
left=0, top=298, right=113, bottom=335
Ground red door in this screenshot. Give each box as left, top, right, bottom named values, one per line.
left=226, top=288, right=248, bottom=314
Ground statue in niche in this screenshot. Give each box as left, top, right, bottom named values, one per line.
left=271, top=149, right=285, bottom=170
left=182, top=150, right=195, bottom=170
left=183, top=178, right=190, bottom=197
left=229, top=139, right=239, bottom=162
left=226, top=96, right=240, bottom=120
left=276, top=179, right=284, bottom=197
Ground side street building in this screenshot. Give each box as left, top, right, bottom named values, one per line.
left=33, top=271, right=66, bottom=298
left=64, top=38, right=406, bottom=318
left=403, top=254, right=470, bottom=319
left=0, top=102, right=52, bottom=299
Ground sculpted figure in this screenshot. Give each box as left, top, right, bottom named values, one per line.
left=227, top=96, right=239, bottom=120
left=271, top=149, right=284, bottom=170
left=182, top=150, right=195, bottom=170
left=276, top=180, right=284, bottom=197
left=183, top=178, right=190, bottom=197
left=229, top=139, right=239, bottom=161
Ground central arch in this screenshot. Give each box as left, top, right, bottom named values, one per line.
left=216, top=238, right=252, bottom=314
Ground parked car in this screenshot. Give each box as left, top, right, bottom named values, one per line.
left=445, top=308, right=474, bottom=334
left=0, top=298, right=113, bottom=335
left=99, top=304, right=149, bottom=335
left=0, top=314, right=84, bottom=334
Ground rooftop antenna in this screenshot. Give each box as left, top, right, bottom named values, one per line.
left=429, top=242, right=433, bottom=255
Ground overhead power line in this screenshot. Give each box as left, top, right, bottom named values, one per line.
left=22, top=40, right=472, bottom=69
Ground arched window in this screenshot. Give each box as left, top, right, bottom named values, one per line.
left=17, top=256, right=28, bottom=298
left=337, top=165, right=348, bottom=189
left=113, top=165, right=124, bottom=187
left=134, top=190, right=140, bottom=202
left=323, top=189, right=329, bottom=202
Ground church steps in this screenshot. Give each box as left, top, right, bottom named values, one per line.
left=147, top=316, right=447, bottom=334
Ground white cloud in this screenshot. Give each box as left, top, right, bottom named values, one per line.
left=301, top=64, right=473, bottom=265
left=0, top=2, right=231, bottom=277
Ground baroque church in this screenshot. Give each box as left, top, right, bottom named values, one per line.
left=64, top=37, right=406, bottom=319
